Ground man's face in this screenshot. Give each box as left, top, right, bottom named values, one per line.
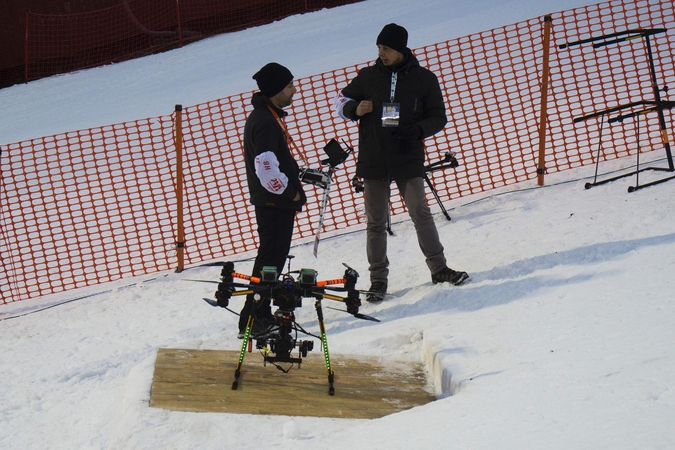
left=270, top=81, right=296, bottom=108
left=378, top=45, right=404, bottom=67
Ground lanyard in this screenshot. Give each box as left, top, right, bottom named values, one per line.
left=389, top=72, right=398, bottom=102
left=265, top=104, right=308, bottom=166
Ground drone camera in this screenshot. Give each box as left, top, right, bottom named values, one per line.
left=274, top=308, right=295, bottom=323
left=299, top=340, right=314, bottom=357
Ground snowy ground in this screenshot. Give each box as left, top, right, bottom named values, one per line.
left=2, top=0, right=675, bottom=449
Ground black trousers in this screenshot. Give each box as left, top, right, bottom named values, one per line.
left=238, top=206, right=296, bottom=332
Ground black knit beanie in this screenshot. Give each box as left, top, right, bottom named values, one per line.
left=376, top=23, right=408, bottom=54
left=252, top=62, right=294, bottom=98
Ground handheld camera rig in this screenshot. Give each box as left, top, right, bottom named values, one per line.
left=213, top=260, right=376, bottom=395
left=298, top=138, right=354, bottom=256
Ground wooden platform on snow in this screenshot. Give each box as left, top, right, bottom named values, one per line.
left=150, top=348, right=436, bottom=419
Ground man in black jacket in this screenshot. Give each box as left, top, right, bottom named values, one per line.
left=334, top=23, right=468, bottom=301
left=236, top=62, right=307, bottom=337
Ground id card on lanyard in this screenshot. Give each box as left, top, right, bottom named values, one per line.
left=382, top=72, right=401, bottom=127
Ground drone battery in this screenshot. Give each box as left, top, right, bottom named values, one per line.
left=298, top=268, right=317, bottom=286
left=260, top=266, right=278, bottom=283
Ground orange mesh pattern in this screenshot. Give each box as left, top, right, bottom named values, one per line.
left=1, top=117, right=177, bottom=301
left=2, top=0, right=674, bottom=304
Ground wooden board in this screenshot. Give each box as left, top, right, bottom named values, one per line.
left=150, top=348, right=436, bottom=419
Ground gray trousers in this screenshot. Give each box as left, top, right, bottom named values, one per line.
left=364, top=177, right=446, bottom=283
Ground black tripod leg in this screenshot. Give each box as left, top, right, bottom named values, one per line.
left=424, top=174, right=451, bottom=221
left=585, top=118, right=605, bottom=189
left=386, top=205, right=393, bottom=235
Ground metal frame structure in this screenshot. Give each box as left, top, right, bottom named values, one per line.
left=561, top=28, right=674, bottom=192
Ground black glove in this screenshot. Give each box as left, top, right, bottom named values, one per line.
left=393, top=125, right=422, bottom=141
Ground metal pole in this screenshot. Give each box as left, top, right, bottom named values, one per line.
left=536, top=15, right=552, bottom=186
left=175, top=104, right=185, bottom=272
left=424, top=174, right=451, bottom=221
left=644, top=35, right=674, bottom=170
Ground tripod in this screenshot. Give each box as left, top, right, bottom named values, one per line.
left=384, top=151, right=459, bottom=234
left=424, top=151, right=460, bottom=221
left=561, top=29, right=674, bottom=192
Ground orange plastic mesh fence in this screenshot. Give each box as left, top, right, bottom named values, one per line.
left=2, top=0, right=673, bottom=304
left=1, top=117, right=177, bottom=301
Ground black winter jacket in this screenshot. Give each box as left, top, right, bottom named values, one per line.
left=243, top=93, right=307, bottom=211
left=340, top=51, right=447, bottom=180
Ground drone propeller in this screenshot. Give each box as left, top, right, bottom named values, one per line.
left=325, top=305, right=380, bottom=322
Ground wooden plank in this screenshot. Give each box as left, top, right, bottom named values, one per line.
left=149, top=348, right=436, bottom=419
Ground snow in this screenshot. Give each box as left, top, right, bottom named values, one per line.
left=2, top=0, right=675, bottom=449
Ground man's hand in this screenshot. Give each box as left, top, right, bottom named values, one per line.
left=293, top=191, right=301, bottom=201
left=394, top=125, right=422, bottom=141
left=356, top=100, right=373, bottom=117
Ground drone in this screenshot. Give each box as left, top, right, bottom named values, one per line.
left=207, top=259, right=378, bottom=396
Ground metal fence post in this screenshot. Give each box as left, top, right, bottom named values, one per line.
left=175, top=104, right=185, bottom=272
left=536, top=15, right=552, bottom=186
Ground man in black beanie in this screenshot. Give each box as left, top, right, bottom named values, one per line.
left=333, top=23, right=469, bottom=301
left=218, top=62, right=307, bottom=338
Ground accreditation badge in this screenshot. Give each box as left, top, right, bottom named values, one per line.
left=381, top=102, right=401, bottom=127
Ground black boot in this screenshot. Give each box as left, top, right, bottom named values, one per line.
left=366, top=281, right=388, bottom=302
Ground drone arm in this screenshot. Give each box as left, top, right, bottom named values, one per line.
left=316, top=277, right=347, bottom=287
left=231, top=272, right=261, bottom=283
left=312, top=291, right=346, bottom=302
left=215, top=282, right=261, bottom=307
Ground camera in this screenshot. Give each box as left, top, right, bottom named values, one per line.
left=298, top=138, right=354, bottom=189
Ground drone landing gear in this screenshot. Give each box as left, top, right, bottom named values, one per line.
left=217, top=261, right=369, bottom=396
left=315, top=299, right=335, bottom=396
left=231, top=301, right=336, bottom=395
left=232, top=314, right=255, bottom=391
